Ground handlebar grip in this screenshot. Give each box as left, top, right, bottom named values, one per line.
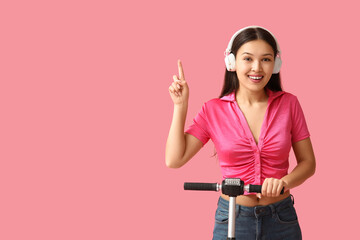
left=184, top=182, right=218, bottom=191
left=248, top=184, right=262, bottom=193
left=248, top=185, right=285, bottom=194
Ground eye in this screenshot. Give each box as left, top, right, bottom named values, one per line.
left=243, top=57, right=252, bottom=61
left=262, top=58, right=272, bottom=62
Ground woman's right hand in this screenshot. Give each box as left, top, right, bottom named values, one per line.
left=168, top=60, right=189, bottom=105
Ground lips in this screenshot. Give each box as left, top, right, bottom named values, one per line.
left=248, top=75, right=263, bottom=83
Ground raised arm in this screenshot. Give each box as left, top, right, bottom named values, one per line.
left=165, top=60, right=203, bottom=168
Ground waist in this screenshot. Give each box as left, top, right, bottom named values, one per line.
left=218, top=194, right=294, bottom=216
left=221, top=190, right=291, bottom=207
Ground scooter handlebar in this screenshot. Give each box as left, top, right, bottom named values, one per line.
left=184, top=181, right=284, bottom=194
left=184, top=182, right=219, bottom=191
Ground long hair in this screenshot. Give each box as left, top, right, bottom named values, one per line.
left=220, top=27, right=283, bottom=98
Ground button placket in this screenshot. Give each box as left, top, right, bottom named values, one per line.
left=254, top=150, right=261, bottom=184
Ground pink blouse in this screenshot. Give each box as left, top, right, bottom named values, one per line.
left=185, top=89, right=310, bottom=187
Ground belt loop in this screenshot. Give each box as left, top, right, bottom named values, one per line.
left=269, top=204, right=276, bottom=218
left=236, top=204, right=240, bottom=217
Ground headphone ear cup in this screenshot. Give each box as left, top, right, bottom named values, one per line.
left=273, top=57, right=282, bottom=74
left=225, top=53, right=236, bottom=72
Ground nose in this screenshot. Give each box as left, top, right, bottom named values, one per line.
left=251, top=60, right=262, bottom=72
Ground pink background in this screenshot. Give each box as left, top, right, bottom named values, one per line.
left=1, top=0, right=359, bottom=239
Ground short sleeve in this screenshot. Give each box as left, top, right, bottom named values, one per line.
left=185, top=103, right=211, bottom=146
left=291, top=96, right=310, bottom=143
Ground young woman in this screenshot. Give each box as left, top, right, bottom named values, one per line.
left=166, top=26, right=316, bottom=240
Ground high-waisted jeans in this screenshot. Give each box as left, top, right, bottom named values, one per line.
left=213, top=195, right=302, bottom=240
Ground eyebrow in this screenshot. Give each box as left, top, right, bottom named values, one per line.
left=241, top=52, right=274, bottom=57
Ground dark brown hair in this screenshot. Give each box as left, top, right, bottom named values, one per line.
left=219, top=27, right=283, bottom=98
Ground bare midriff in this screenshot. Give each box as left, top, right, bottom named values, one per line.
left=221, top=191, right=290, bottom=207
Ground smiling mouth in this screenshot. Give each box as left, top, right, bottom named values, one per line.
left=248, top=75, right=264, bottom=82
left=248, top=75, right=263, bottom=80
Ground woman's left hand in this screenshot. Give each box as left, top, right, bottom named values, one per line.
left=257, top=178, right=289, bottom=198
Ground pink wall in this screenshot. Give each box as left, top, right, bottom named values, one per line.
left=1, top=0, right=359, bottom=239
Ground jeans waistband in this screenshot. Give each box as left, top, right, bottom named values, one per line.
left=217, top=195, right=295, bottom=218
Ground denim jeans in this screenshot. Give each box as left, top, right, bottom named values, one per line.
left=213, top=195, right=302, bottom=240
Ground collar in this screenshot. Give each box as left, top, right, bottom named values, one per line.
left=220, top=88, right=285, bottom=102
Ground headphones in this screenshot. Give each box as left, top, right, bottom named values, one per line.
left=224, top=26, right=282, bottom=74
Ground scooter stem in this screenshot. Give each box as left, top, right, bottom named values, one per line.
left=228, top=196, right=236, bottom=240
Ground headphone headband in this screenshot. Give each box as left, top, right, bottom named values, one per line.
left=225, top=25, right=281, bottom=56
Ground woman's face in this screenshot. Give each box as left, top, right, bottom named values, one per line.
left=235, top=39, right=275, bottom=93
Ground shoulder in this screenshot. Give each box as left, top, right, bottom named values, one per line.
left=278, top=91, right=300, bottom=104
left=195, top=97, right=229, bottom=116
left=278, top=92, right=306, bottom=118
left=205, top=97, right=224, bottom=105
left=270, top=91, right=303, bottom=115
left=201, top=97, right=229, bottom=109
left=279, top=91, right=296, bottom=99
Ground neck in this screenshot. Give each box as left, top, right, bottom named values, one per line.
left=236, top=88, right=268, bottom=106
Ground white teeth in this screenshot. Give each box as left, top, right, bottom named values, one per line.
left=249, top=76, right=263, bottom=80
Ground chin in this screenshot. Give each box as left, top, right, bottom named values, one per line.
left=242, top=81, right=266, bottom=90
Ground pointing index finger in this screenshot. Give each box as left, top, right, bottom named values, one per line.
left=178, top=60, right=185, bottom=80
